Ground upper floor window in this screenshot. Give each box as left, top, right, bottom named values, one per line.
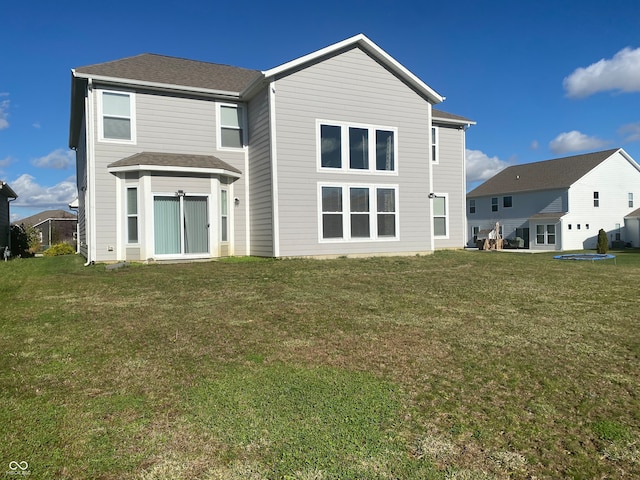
left=100, top=91, right=135, bottom=142
left=503, top=196, right=512, bottom=208
left=491, top=197, right=498, bottom=212
left=629, top=193, right=634, bottom=208
left=219, top=104, right=245, bottom=149
left=469, top=199, right=476, bottom=214
left=431, top=126, right=439, bottom=162
left=318, top=121, right=397, bottom=173
left=593, top=191, right=599, bottom=207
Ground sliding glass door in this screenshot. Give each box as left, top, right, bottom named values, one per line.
left=154, top=195, right=209, bottom=256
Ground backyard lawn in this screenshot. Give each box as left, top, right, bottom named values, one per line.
left=1, top=250, right=639, bottom=479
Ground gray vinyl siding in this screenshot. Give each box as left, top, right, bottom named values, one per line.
left=90, top=86, right=248, bottom=261
left=271, top=46, right=432, bottom=257
left=247, top=87, right=274, bottom=256
left=433, top=125, right=465, bottom=248
left=0, top=195, right=9, bottom=249
left=76, top=118, right=88, bottom=258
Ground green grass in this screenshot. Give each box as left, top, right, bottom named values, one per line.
left=1, top=250, right=640, bottom=479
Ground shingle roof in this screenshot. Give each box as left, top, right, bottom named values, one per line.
left=74, top=54, right=261, bottom=93
left=107, top=152, right=242, bottom=174
left=467, top=148, right=621, bottom=198
left=15, top=210, right=77, bottom=226
left=432, top=109, right=475, bottom=125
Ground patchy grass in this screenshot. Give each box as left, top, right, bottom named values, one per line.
left=1, top=250, right=640, bottom=478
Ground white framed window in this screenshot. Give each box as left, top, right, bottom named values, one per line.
left=319, top=184, right=398, bottom=241
left=503, top=196, right=513, bottom=208
left=220, top=189, right=229, bottom=242
left=629, top=193, right=634, bottom=208
left=99, top=90, right=136, bottom=143
left=433, top=194, right=448, bottom=237
left=491, top=197, right=498, bottom=212
left=126, top=187, right=139, bottom=244
left=469, top=199, right=476, bottom=214
left=431, top=126, right=439, bottom=163
left=318, top=120, right=397, bottom=173
left=218, top=103, right=245, bottom=149
left=593, top=191, right=599, bottom=207
left=536, top=224, right=556, bottom=245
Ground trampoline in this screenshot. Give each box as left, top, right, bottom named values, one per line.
left=553, top=253, right=616, bottom=264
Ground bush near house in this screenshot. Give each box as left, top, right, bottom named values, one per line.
left=597, top=228, right=609, bottom=254
left=42, top=242, right=76, bottom=257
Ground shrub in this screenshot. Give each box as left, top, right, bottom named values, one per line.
left=597, top=229, right=609, bottom=254
left=9, top=224, right=35, bottom=258
left=43, top=243, right=76, bottom=257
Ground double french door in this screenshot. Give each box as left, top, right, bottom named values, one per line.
left=154, top=196, right=209, bottom=255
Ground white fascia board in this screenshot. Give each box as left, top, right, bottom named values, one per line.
left=72, top=71, right=241, bottom=99
left=261, top=34, right=444, bottom=104
left=107, top=164, right=242, bottom=178
left=432, top=116, right=477, bottom=127
left=617, top=148, right=640, bottom=173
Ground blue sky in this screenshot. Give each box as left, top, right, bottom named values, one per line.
left=2, top=0, right=640, bottom=221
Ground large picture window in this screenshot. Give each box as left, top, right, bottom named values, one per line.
left=320, top=184, right=397, bottom=241
left=100, top=91, right=135, bottom=142
left=319, top=121, right=397, bottom=173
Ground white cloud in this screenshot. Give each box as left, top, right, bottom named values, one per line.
left=0, top=97, right=9, bottom=130
left=466, top=149, right=510, bottom=183
left=31, top=148, right=75, bottom=169
left=530, top=140, right=540, bottom=150
left=564, top=47, right=640, bottom=98
left=619, top=122, right=640, bottom=142
left=10, top=173, right=77, bottom=208
left=32, top=122, right=41, bottom=129
left=549, top=130, right=608, bottom=154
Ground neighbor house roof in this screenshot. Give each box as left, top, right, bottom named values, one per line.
left=107, top=152, right=242, bottom=177
left=468, top=148, right=624, bottom=198
left=625, top=207, right=640, bottom=219
left=15, top=210, right=77, bottom=227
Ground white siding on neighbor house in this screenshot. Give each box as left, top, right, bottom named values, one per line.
left=90, top=86, right=249, bottom=261
left=247, top=86, right=274, bottom=256
left=564, top=151, right=640, bottom=249
left=433, top=125, right=465, bottom=249
left=467, top=189, right=567, bottom=247
left=271, top=46, right=432, bottom=257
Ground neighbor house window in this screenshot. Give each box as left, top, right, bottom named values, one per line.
left=101, top=91, right=135, bottom=142
left=219, top=104, right=244, bottom=148
left=503, top=196, right=512, bottom=208
left=469, top=199, right=476, bottom=214
left=433, top=195, right=447, bottom=237
left=431, top=127, right=439, bottom=162
left=629, top=193, right=634, bottom=208
left=593, top=191, right=599, bottom=207
left=491, top=197, right=498, bottom=212
left=220, top=190, right=229, bottom=242
left=127, top=187, right=138, bottom=243
left=320, top=185, right=397, bottom=240
left=319, top=121, right=397, bottom=172
left=536, top=224, right=555, bottom=245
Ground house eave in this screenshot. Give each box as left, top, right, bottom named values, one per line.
left=106, top=164, right=242, bottom=178
left=261, top=33, right=444, bottom=104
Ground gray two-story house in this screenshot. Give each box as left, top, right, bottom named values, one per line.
left=69, top=34, right=474, bottom=263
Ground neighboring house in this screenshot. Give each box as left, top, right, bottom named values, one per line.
left=1, top=182, right=18, bottom=251
left=15, top=210, right=78, bottom=249
left=68, top=34, right=473, bottom=263
left=466, top=148, right=640, bottom=251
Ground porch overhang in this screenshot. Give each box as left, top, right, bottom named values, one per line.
left=107, top=152, right=242, bottom=179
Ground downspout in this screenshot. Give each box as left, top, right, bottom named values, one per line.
left=269, top=81, right=280, bottom=258
left=428, top=109, right=435, bottom=252
left=85, top=78, right=96, bottom=266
